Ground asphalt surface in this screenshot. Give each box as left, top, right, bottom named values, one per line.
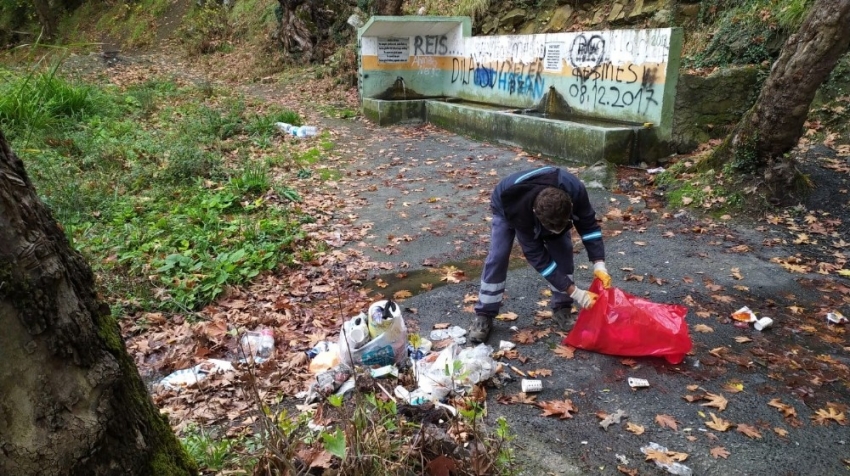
left=322, top=114, right=849, bottom=476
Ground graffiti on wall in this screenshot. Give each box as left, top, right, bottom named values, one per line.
left=451, top=56, right=546, bottom=100
left=562, top=33, right=661, bottom=115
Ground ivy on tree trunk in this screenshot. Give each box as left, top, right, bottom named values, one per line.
left=0, top=129, right=196, bottom=476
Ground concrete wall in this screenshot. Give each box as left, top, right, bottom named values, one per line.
left=359, top=17, right=682, bottom=139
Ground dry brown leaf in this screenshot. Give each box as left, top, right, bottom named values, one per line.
left=705, top=412, right=732, bottom=432
left=711, top=294, right=734, bottom=303
left=617, top=465, right=638, bottom=476
left=710, top=446, right=730, bottom=459
left=625, top=422, right=645, bottom=435
left=734, top=336, right=752, bottom=343
left=440, top=266, right=466, bottom=283
left=730, top=267, right=743, bottom=280
left=655, top=414, right=678, bottom=431
left=496, top=311, right=518, bottom=321
left=768, top=398, right=798, bottom=419
left=736, top=423, right=762, bottom=439
left=694, top=324, right=714, bottom=333
left=514, top=329, right=537, bottom=344
left=539, top=399, right=577, bottom=419
left=774, top=427, right=789, bottom=437
left=393, top=289, right=412, bottom=300
left=812, top=406, right=847, bottom=426
left=554, top=345, right=575, bottom=359
left=620, top=358, right=638, bottom=367
left=686, top=384, right=700, bottom=392
left=527, top=368, right=553, bottom=378
left=701, top=393, right=729, bottom=411
left=426, top=455, right=458, bottom=476
left=722, top=381, right=744, bottom=394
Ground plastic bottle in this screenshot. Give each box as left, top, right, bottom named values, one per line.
left=348, top=315, right=370, bottom=349
left=301, top=126, right=318, bottom=136
left=241, top=329, right=275, bottom=363
left=274, top=122, right=293, bottom=134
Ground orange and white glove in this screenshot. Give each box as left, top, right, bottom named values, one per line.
left=593, top=261, right=612, bottom=289
left=570, top=287, right=598, bottom=309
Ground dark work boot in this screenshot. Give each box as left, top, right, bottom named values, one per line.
left=552, top=307, right=577, bottom=331
left=469, top=314, right=493, bottom=344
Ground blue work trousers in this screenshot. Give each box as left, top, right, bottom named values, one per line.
left=474, top=214, right=574, bottom=317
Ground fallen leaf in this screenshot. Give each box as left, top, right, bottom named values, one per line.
left=722, top=381, right=744, bottom=394
left=393, top=290, right=412, bottom=300
left=694, top=324, right=714, bottom=333
left=439, top=266, right=466, bottom=283
left=682, top=196, right=694, bottom=205
left=774, top=427, right=789, bottom=437
left=812, top=406, right=847, bottom=426
left=655, top=414, right=678, bottom=431
left=496, top=311, right=518, bottom=321
left=433, top=323, right=451, bottom=330
left=730, top=268, right=743, bottom=280
left=686, top=384, right=700, bottom=392
left=539, top=399, right=577, bottom=419
left=617, top=466, right=638, bottom=476
left=734, top=336, right=752, bottom=343
left=554, top=345, right=575, bottom=359
left=527, top=368, right=553, bottom=378
left=736, top=423, right=762, bottom=439
left=768, top=398, right=798, bottom=419
left=426, top=455, right=458, bottom=476
left=634, top=241, right=648, bottom=246
left=620, top=358, right=638, bottom=367
left=701, top=393, right=729, bottom=411
left=705, top=412, right=732, bottom=432
left=625, top=422, right=645, bottom=435
left=710, top=446, right=730, bottom=459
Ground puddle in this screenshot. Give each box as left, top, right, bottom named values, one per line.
left=364, top=256, right=527, bottom=299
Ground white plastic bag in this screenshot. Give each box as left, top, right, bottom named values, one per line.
left=338, top=313, right=408, bottom=367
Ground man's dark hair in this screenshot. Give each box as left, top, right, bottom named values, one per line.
left=533, top=187, right=572, bottom=232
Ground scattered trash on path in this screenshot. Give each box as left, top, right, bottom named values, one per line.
left=239, top=328, right=275, bottom=364
left=827, top=311, right=847, bottom=324
left=627, top=377, right=650, bottom=389
left=646, top=167, right=665, bottom=174
left=274, top=122, right=318, bottom=137
left=159, top=359, right=234, bottom=391
left=753, top=317, right=774, bottom=331
left=429, top=325, right=468, bottom=345
left=731, top=306, right=758, bottom=323
left=641, top=442, right=693, bottom=476
left=521, top=379, right=542, bottom=393
left=599, top=409, right=628, bottom=430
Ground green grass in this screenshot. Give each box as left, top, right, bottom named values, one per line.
left=2, top=67, right=313, bottom=314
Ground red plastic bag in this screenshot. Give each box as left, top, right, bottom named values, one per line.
left=563, top=278, right=692, bottom=364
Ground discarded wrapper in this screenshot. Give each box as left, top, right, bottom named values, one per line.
left=627, top=377, right=650, bottom=388
left=731, top=306, right=757, bottom=323
left=521, top=379, right=543, bottom=393
left=370, top=365, right=399, bottom=379
left=826, top=312, right=848, bottom=325
left=499, top=340, right=516, bottom=351
left=753, top=317, right=773, bottom=331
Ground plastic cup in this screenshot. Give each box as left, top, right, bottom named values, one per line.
left=521, top=379, right=543, bottom=393
left=754, top=317, right=773, bottom=331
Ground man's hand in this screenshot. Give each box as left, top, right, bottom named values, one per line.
left=570, top=287, right=598, bottom=309
left=593, top=261, right=612, bottom=289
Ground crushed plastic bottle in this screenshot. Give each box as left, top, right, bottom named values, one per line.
left=640, top=442, right=693, bottom=476
left=240, top=328, right=275, bottom=364
left=274, top=122, right=294, bottom=134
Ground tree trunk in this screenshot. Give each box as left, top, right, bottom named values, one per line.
left=712, top=0, right=850, bottom=184
left=0, top=129, right=196, bottom=475
left=277, top=0, right=317, bottom=61
left=31, top=0, right=57, bottom=39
